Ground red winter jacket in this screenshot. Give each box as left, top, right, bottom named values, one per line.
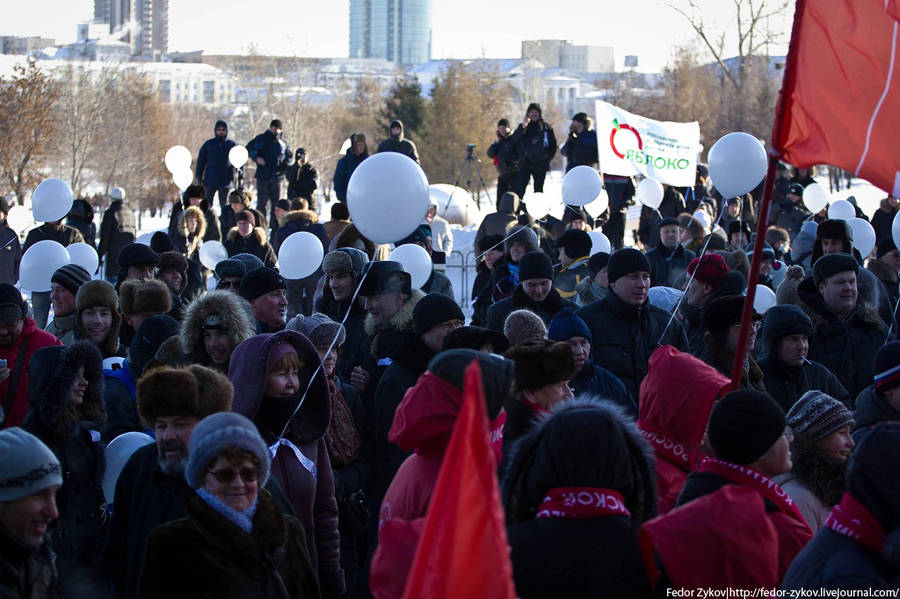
left=371, top=372, right=462, bottom=599
left=637, top=346, right=729, bottom=514
left=0, top=318, right=62, bottom=428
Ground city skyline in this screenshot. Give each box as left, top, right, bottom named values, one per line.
left=0, top=0, right=795, bottom=72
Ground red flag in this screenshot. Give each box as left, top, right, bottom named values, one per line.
left=775, top=0, right=900, bottom=195
left=401, top=361, right=516, bottom=599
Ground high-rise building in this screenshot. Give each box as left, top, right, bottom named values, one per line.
left=93, top=0, right=168, bottom=58
left=349, top=0, right=431, bottom=66
left=522, top=40, right=615, bottom=73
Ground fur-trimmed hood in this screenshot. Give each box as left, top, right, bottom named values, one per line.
left=180, top=290, right=256, bottom=364
left=278, top=209, right=318, bottom=226
left=228, top=330, right=330, bottom=444
left=179, top=205, right=208, bottom=244
left=27, top=341, right=105, bottom=436
left=227, top=225, right=269, bottom=246
left=364, top=288, right=425, bottom=336
left=502, top=397, right=657, bottom=526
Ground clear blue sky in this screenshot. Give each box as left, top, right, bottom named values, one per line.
left=0, top=0, right=794, bottom=72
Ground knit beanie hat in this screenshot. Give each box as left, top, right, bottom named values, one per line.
left=812, top=253, right=858, bottom=285
left=877, top=238, right=897, bottom=259
left=786, top=391, right=855, bottom=442
left=704, top=294, right=760, bottom=336
left=687, top=254, right=729, bottom=288
left=236, top=210, right=256, bottom=226
left=607, top=248, right=651, bottom=284
left=150, top=232, right=175, bottom=254
left=0, top=428, right=62, bottom=501
left=557, top=229, right=592, bottom=259
left=874, top=341, right=900, bottom=392
left=504, top=339, right=576, bottom=392
left=412, top=293, right=464, bottom=335
left=0, top=284, right=25, bottom=322
left=478, top=234, right=504, bottom=254
left=240, top=267, right=286, bottom=302
left=504, top=309, right=547, bottom=347
left=288, top=312, right=346, bottom=350
left=158, top=251, right=188, bottom=276
left=547, top=307, right=592, bottom=343
left=587, top=252, right=610, bottom=277
left=708, top=389, right=786, bottom=465
left=51, top=264, right=91, bottom=296
left=184, top=412, right=270, bottom=489
left=518, top=251, right=554, bottom=282
left=118, top=243, right=160, bottom=268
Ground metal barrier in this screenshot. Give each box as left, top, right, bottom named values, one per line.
left=443, top=248, right=477, bottom=309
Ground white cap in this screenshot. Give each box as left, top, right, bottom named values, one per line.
left=110, top=188, right=126, bottom=201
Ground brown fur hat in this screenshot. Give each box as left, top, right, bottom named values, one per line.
left=504, top=339, right=577, bottom=392
left=186, top=364, right=234, bottom=414
left=75, top=279, right=122, bottom=356
left=137, top=366, right=199, bottom=426
left=119, top=279, right=172, bottom=316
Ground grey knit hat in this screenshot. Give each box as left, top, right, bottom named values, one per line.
left=786, top=391, right=855, bottom=441
left=504, top=309, right=547, bottom=347
left=286, top=312, right=345, bottom=350
left=0, top=428, right=62, bottom=501
left=184, top=412, right=270, bottom=490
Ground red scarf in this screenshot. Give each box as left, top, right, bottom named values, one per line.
left=535, top=487, right=631, bottom=519
left=637, top=421, right=697, bottom=471
left=489, top=411, right=506, bottom=463
left=698, top=457, right=809, bottom=527
left=521, top=397, right=549, bottom=416
left=825, top=492, right=886, bottom=555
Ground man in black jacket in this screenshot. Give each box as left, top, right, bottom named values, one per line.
left=99, top=187, right=136, bottom=284
left=195, top=119, right=235, bottom=211
left=247, top=119, right=292, bottom=230
left=285, top=148, right=319, bottom=211
left=644, top=217, right=695, bottom=287
left=511, top=103, right=557, bottom=206
left=577, top=248, right=689, bottom=398
left=376, top=119, right=419, bottom=163
left=487, top=251, right=577, bottom=331
left=0, top=198, right=21, bottom=286
left=486, top=118, right=518, bottom=209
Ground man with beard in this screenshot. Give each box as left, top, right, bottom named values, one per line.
left=775, top=392, right=855, bottom=534
left=104, top=365, right=290, bottom=599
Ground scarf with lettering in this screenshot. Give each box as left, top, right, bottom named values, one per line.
left=637, top=421, right=698, bottom=472
left=825, top=492, right=886, bottom=555
left=535, top=487, right=631, bottom=519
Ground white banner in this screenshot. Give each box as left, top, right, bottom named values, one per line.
left=594, top=100, right=700, bottom=187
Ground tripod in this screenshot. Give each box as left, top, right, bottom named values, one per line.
left=448, top=143, right=491, bottom=212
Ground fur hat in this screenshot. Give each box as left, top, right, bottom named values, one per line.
left=505, top=339, right=576, bottom=392
left=812, top=253, right=858, bottom=285
left=119, top=279, right=172, bottom=316
left=441, top=326, right=509, bottom=354
left=215, top=259, right=245, bottom=280
left=504, top=309, right=547, bottom=347
left=51, top=264, right=91, bottom=296
left=236, top=210, right=256, bottom=226
left=817, top=219, right=852, bottom=242
left=180, top=290, right=256, bottom=359
left=185, top=412, right=270, bottom=490
left=75, top=280, right=122, bottom=356
left=322, top=247, right=369, bottom=278
left=150, top=232, right=175, bottom=254
left=766, top=226, right=790, bottom=247
left=0, top=428, right=62, bottom=502
left=157, top=251, right=188, bottom=285
left=708, top=389, right=786, bottom=465
left=137, top=366, right=230, bottom=426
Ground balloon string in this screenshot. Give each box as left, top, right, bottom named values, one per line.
left=275, top=267, right=371, bottom=443
left=886, top=294, right=900, bottom=344
left=657, top=201, right=728, bottom=346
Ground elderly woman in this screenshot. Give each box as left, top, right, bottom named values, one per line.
left=138, top=412, right=320, bottom=598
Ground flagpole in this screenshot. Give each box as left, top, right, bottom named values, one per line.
left=728, top=0, right=806, bottom=391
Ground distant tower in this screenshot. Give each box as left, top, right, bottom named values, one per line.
left=349, top=0, right=431, bottom=65
left=99, top=0, right=168, bottom=58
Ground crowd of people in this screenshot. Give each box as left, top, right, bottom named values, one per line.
left=1, top=111, right=899, bottom=599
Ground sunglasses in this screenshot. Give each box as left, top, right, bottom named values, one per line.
left=206, top=467, right=259, bottom=484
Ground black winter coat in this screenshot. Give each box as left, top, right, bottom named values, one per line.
left=67, top=199, right=97, bottom=248
left=768, top=200, right=811, bottom=240
left=852, top=385, right=900, bottom=444
left=577, top=291, right=690, bottom=399
left=101, top=363, right=140, bottom=443
left=758, top=355, right=850, bottom=412
left=195, top=135, right=236, bottom=188
left=375, top=121, right=419, bottom=163
left=224, top=227, right=278, bottom=269
left=485, top=286, right=577, bottom=332
left=560, top=128, right=598, bottom=171
left=645, top=244, right=695, bottom=288
left=487, top=135, right=518, bottom=177
left=782, top=528, right=900, bottom=591
left=98, top=200, right=136, bottom=274
left=332, top=151, right=367, bottom=203
left=0, top=224, right=20, bottom=285
left=286, top=163, right=319, bottom=201
left=247, top=129, right=292, bottom=181
left=870, top=202, right=897, bottom=246
left=139, top=490, right=320, bottom=599
left=511, top=119, right=557, bottom=168
left=104, top=444, right=294, bottom=599
left=23, top=223, right=83, bottom=253
left=570, top=363, right=635, bottom=416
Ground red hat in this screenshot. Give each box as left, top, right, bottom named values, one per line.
left=687, top=254, right=729, bottom=288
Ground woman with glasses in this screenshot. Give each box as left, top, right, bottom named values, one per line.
left=699, top=295, right=767, bottom=392
left=138, top=411, right=320, bottom=598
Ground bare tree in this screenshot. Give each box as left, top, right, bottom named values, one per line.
left=0, top=60, right=58, bottom=204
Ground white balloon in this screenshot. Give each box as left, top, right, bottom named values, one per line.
left=389, top=243, right=432, bottom=289
left=892, top=211, right=900, bottom=251
left=198, top=240, right=228, bottom=270
left=102, top=432, right=154, bottom=504
left=278, top=232, right=325, bottom=279
left=347, top=153, right=430, bottom=244
left=6, top=204, right=32, bottom=234
left=523, top=191, right=551, bottom=219
left=588, top=231, right=611, bottom=256
left=753, top=284, right=777, bottom=314
left=827, top=199, right=855, bottom=220
left=428, top=184, right=481, bottom=226
left=207, top=276, right=218, bottom=292
left=32, top=178, right=74, bottom=222
left=562, top=165, right=603, bottom=207
left=849, top=217, right=877, bottom=258
left=708, top=132, right=767, bottom=198
left=135, top=232, right=153, bottom=246
left=339, top=137, right=352, bottom=155
left=67, top=242, right=99, bottom=274
left=228, top=145, right=249, bottom=168
left=164, top=145, right=192, bottom=174
left=648, top=286, right=683, bottom=313
left=637, top=178, right=664, bottom=210
left=172, top=168, right=193, bottom=191
left=691, top=210, right=710, bottom=230
left=584, top=188, right=609, bottom=217
left=802, top=183, right=828, bottom=214
left=18, top=240, right=70, bottom=291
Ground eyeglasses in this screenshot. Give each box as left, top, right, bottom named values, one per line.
left=730, top=321, right=762, bottom=331
left=206, top=467, right=259, bottom=484
left=217, top=280, right=239, bottom=289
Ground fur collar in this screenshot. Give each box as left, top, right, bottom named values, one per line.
left=227, top=225, right=268, bottom=245
left=364, top=289, right=425, bottom=336
left=278, top=210, right=318, bottom=226
left=782, top=274, right=886, bottom=331
left=785, top=439, right=847, bottom=508
left=867, top=258, right=898, bottom=285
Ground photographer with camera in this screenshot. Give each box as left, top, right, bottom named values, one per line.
left=560, top=112, right=598, bottom=172
left=511, top=103, right=557, bottom=212
left=487, top=119, right=519, bottom=210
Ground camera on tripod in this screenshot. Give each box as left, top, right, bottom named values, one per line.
left=466, top=143, right=476, bottom=154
